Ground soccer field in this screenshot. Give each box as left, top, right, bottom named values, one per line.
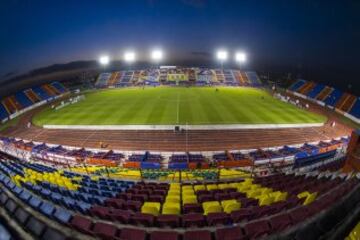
left=33, top=87, right=326, bottom=126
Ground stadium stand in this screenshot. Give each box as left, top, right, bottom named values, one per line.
left=14, top=92, right=33, bottom=109
left=306, top=83, right=325, bottom=99
left=315, top=86, right=333, bottom=101
left=0, top=104, right=9, bottom=122
left=0, top=153, right=358, bottom=240
left=349, top=98, right=360, bottom=118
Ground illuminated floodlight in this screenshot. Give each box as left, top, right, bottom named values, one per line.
left=124, top=51, right=136, bottom=63
left=99, top=55, right=110, bottom=65
left=216, top=50, right=228, bottom=61
left=151, top=49, right=163, bottom=61
left=235, top=52, right=247, bottom=63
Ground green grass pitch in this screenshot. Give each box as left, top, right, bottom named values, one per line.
left=33, top=87, right=327, bottom=126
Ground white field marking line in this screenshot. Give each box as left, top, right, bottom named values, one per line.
left=33, top=128, right=45, bottom=139
left=176, top=93, right=180, bottom=124
left=81, top=132, right=96, bottom=147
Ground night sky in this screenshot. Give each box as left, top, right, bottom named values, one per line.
left=0, top=0, right=359, bottom=90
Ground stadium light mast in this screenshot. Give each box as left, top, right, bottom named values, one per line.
left=99, top=55, right=110, bottom=70
left=124, top=51, right=136, bottom=70
left=235, top=52, right=247, bottom=70
left=151, top=49, right=163, bottom=68
left=216, top=50, right=228, bottom=70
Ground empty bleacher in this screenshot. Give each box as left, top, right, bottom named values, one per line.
left=2, top=98, right=17, bottom=114
left=51, top=82, right=67, bottom=94
left=0, top=104, right=9, bottom=121
left=289, top=79, right=306, bottom=92
left=24, top=89, right=41, bottom=103
left=297, top=81, right=316, bottom=95
left=306, top=84, right=325, bottom=99
left=315, top=86, right=333, bottom=101
left=32, top=86, right=51, bottom=100
left=96, top=73, right=112, bottom=87
left=14, top=92, right=33, bottom=109
left=323, top=88, right=343, bottom=107
left=349, top=98, right=360, bottom=118
left=245, top=71, right=262, bottom=86
left=335, top=93, right=357, bottom=112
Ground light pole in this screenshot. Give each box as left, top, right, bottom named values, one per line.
left=151, top=49, right=163, bottom=68
left=216, top=50, right=228, bottom=70
left=235, top=52, right=246, bottom=71
left=124, top=51, right=136, bottom=70
left=99, top=55, right=110, bottom=71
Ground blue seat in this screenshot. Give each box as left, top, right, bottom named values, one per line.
left=101, top=191, right=115, bottom=198
left=28, top=196, right=43, bottom=209
left=39, top=202, right=56, bottom=217
left=50, top=192, right=63, bottom=204
left=19, top=190, right=32, bottom=202
left=53, top=208, right=73, bottom=223
left=74, top=201, right=91, bottom=214
left=12, top=186, right=23, bottom=195
left=6, top=181, right=16, bottom=190
left=40, top=189, right=51, bottom=199
left=60, top=197, right=75, bottom=209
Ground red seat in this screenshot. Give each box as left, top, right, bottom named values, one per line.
left=131, top=212, right=155, bottom=226
left=230, top=209, right=252, bottom=223
left=184, top=230, right=212, bottom=240
left=70, top=215, right=94, bottom=235
left=105, top=198, right=125, bottom=209
left=108, top=209, right=131, bottom=224
left=157, top=214, right=180, bottom=228
left=206, top=212, right=230, bottom=226
left=93, top=222, right=118, bottom=240
left=269, top=213, right=292, bottom=233
left=182, top=213, right=206, bottom=228
left=149, top=195, right=165, bottom=203
left=125, top=200, right=142, bottom=212
left=119, top=228, right=146, bottom=240
left=290, top=207, right=310, bottom=224
left=243, top=220, right=270, bottom=239
left=215, top=226, right=246, bottom=240
left=90, top=206, right=110, bottom=219
left=183, top=203, right=203, bottom=214
left=150, top=231, right=179, bottom=240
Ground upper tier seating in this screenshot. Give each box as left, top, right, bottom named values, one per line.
left=323, top=88, right=343, bottom=107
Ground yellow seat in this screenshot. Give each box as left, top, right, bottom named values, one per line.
left=260, top=188, right=272, bottom=195
left=202, top=201, right=222, bottom=215
left=274, top=192, right=288, bottom=202
left=206, top=184, right=218, bottom=191
left=303, top=192, right=317, bottom=205
left=167, top=190, right=180, bottom=196
left=194, top=185, right=206, bottom=192
left=165, top=196, right=180, bottom=203
left=247, top=189, right=262, bottom=198
left=221, top=200, right=241, bottom=214
left=162, top=203, right=181, bottom=215
left=182, top=190, right=195, bottom=196
left=297, top=191, right=311, bottom=199
left=182, top=185, right=194, bottom=191
left=183, top=195, right=198, bottom=205
left=237, top=185, right=252, bottom=192
left=259, top=195, right=274, bottom=206
left=141, top=202, right=161, bottom=216
left=218, top=183, right=231, bottom=190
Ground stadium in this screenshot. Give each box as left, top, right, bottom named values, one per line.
left=1, top=1, right=360, bottom=240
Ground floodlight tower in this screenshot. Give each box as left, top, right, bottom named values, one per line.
left=235, top=52, right=247, bottom=70
left=151, top=49, right=163, bottom=69
left=216, top=50, right=228, bottom=70
left=124, top=51, right=136, bottom=70
left=99, top=55, right=110, bottom=70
